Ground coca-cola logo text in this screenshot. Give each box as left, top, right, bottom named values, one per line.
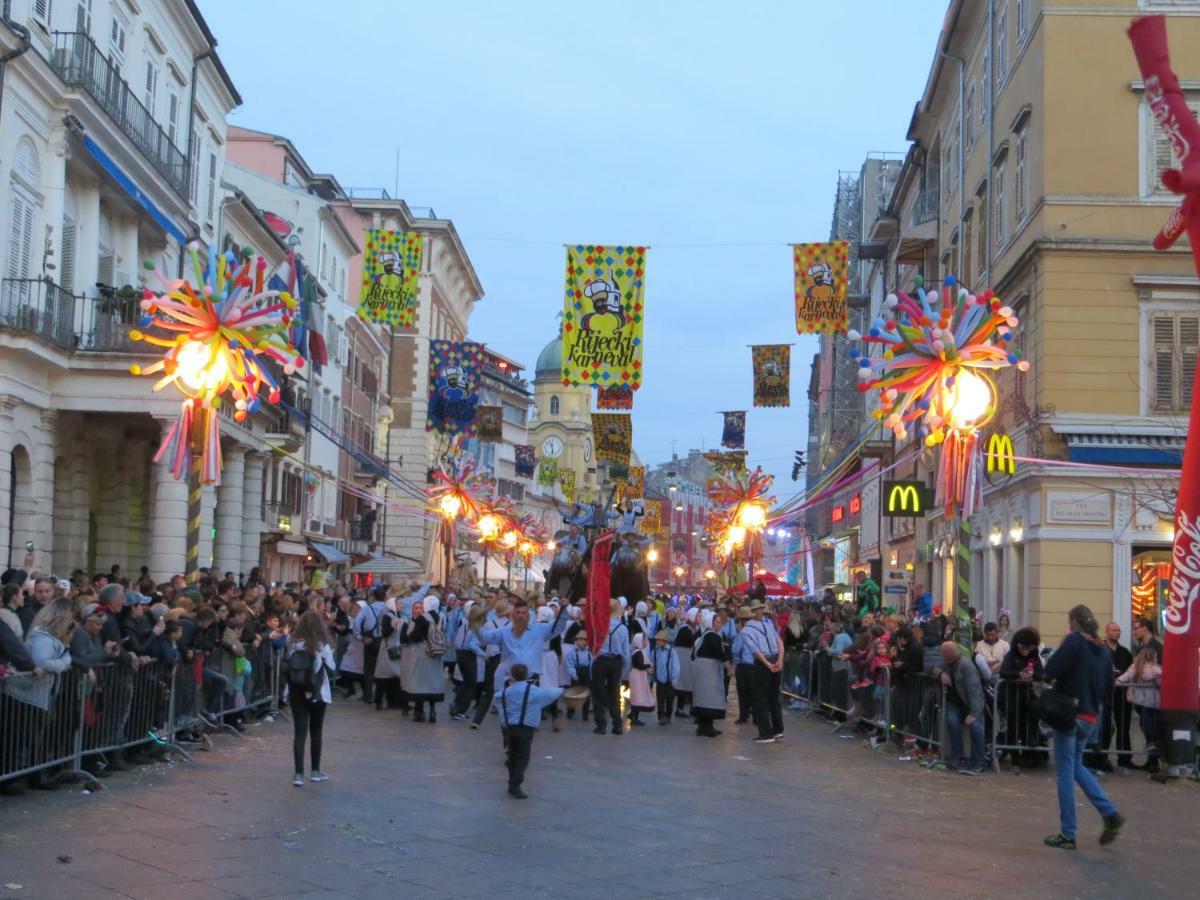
left=1167, top=509, right=1200, bottom=636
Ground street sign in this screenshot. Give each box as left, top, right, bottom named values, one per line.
left=882, top=480, right=931, bottom=518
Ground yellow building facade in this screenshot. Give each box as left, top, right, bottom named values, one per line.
left=890, top=0, right=1189, bottom=643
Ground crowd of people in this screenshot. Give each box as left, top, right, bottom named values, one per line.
left=0, top=554, right=1167, bottom=844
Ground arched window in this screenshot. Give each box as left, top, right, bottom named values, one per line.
left=6, top=137, right=42, bottom=284
left=549, top=395, right=560, bottom=416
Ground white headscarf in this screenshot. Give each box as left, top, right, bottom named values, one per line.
left=700, top=610, right=715, bottom=632
left=617, top=596, right=629, bottom=609
left=463, top=600, right=475, bottom=616
left=424, top=595, right=441, bottom=615
left=685, top=607, right=699, bottom=625
left=632, top=632, right=645, bottom=650
left=569, top=605, right=583, bottom=620
left=635, top=601, right=648, bottom=617
left=536, top=606, right=553, bottom=624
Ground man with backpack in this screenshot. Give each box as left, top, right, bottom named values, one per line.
left=351, top=586, right=388, bottom=705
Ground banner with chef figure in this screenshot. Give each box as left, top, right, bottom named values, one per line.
left=562, top=244, right=647, bottom=390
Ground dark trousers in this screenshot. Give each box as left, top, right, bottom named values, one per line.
left=452, top=650, right=478, bottom=715
left=472, top=655, right=503, bottom=726
left=361, top=641, right=381, bottom=702
left=735, top=663, right=755, bottom=723
left=750, top=662, right=783, bottom=739
left=505, top=724, right=535, bottom=788
left=289, top=696, right=326, bottom=774
left=590, top=655, right=623, bottom=731
left=655, top=683, right=675, bottom=722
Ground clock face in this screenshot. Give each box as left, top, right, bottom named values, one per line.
left=583, top=438, right=593, bottom=462
left=542, top=437, right=564, bottom=459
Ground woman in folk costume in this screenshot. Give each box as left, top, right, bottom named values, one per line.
left=400, top=595, right=446, bottom=723
left=691, top=610, right=728, bottom=738
left=337, top=600, right=367, bottom=698
left=672, top=607, right=698, bottom=718
left=626, top=632, right=655, bottom=727
left=373, top=597, right=404, bottom=711
left=537, top=605, right=564, bottom=732
left=662, top=605, right=681, bottom=641
left=563, top=604, right=585, bottom=646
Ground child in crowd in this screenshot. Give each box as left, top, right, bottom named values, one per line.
left=494, top=663, right=563, bottom=799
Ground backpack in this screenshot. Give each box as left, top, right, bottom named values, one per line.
left=424, top=616, right=447, bottom=659
left=287, top=646, right=322, bottom=694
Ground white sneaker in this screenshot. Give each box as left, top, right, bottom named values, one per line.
left=292, top=774, right=304, bottom=787
left=309, top=771, right=329, bottom=782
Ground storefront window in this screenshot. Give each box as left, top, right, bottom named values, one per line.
left=1132, top=547, right=1171, bottom=631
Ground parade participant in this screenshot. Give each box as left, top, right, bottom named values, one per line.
left=471, top=598, right=568, bottom=729
left=373, top=598, right=404, bottom=711
left=400, top=596, right=446, bottom=723
left=662, top=605, right=681, bottom=641
left=351, top=586, right=388, bottom=705
left=673, top=608, right=697, bottom=718
left=691, top=610, right=727, bottom=738
left=448, top=554, right=479, bottom=597
left=731, top=607, right=756, bottom=725
left=494, top=663, right=563, bottom=799
left=442, top=593, right=463, bottom=677
left=470, top=596, right=510, bottom=728
left=651, top=630, right=680, bottom=725
left=283, top=611, right=337, bottom=787
left=450, top=601, right=484, bottom=719
left=744, top=600, right=784, bottom=743
left=590, top=599, right=631, bottom=735
left=563, top=630, right=592, bottom=721
left=631, top=601, right=652, bottom=640
left=626, top=633, right=654, bottom=727
left=537, top=606, right=563, bottom=732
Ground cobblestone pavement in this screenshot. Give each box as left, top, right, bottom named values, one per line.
left=0, top=696, right=1197, bottom=900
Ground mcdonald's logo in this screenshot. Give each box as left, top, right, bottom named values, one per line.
left=985, top=432, right=1016, bottom=486
left=883, top=480, right=929, bottom=518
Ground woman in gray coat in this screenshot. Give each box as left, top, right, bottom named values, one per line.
left=400, top=597, right=445, bottom=723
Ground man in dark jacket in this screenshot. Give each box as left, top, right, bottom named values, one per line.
left=0, top=617, right=37, bottom=672
left=939, top=641, right=986, bottom=774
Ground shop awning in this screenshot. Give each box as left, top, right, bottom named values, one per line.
left=308, top=542, right=348, bottom=564
left=82, top=137, right=189, bottom=243
left=346, top=555, right=423, bottom=577
left=1055, top=428, right=1184, bottom=466
left=274, top=540, right=308, bottom=557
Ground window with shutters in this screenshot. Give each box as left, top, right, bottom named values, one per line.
left=144, top=60, right=158, bottom=115
left=60, top=188, right=77, bottom=293
left=109, top=15, right=127, bottom=66
left=7, top=139, right=41, bottom=288
left=1147, top=94, right=1200, bottom=196
left=167, top=93, right=179, bottom=144
left=97, top=209, right=114, bottom=286
left=1017, top=0, right=1028, bottom=41
left=76, top=0, right=91, bottom=35
left=965, top=88, right=975, bottom=148
left=1015, top=129, right=1028, bottom=223
left=994, top=164, right=1007, bottom=251
left=980, top=47, right=990, bottom=124
left=32, top=0, right=50, bottom=29
left=205, top=152, right=217, bottom=223
left=962, top=212, right=974, bottom=287
left=189, top=133, right=201, bottom=205
left=1150, top=312, right=1199, bottom=413
left=976, top=197, right=988, bottom=278
left=997, top=3, right=1009, bottom=84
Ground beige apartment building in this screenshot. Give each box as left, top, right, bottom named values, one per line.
left=864, top=0, right=1193, bottom=642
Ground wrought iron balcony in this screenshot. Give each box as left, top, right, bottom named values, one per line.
left=1, top=277, right=149, bottom=352
left=911, top=185, right=940, bottom=226
left=49, top=32, right=189, bottom=196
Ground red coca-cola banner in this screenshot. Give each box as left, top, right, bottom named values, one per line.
left=1130, top=15, right=1200, bottom=715
left=586, top=531, right=614, bottom=657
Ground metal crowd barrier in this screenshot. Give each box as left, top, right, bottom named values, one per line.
left=0, top=647, right=281, bottom=789
left=205, top=641, right=283, bottom=734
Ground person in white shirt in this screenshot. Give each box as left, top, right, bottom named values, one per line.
left=974, top=622, right=1010, bottom=683
left=284, top=611, right=338, bottom=787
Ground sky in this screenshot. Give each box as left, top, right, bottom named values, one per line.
left=203, top=0, right=949, bottom=495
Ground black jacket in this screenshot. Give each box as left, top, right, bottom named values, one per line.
left=1044, top=631, right=1114, bottom=720
left=0, top=617, right=35, bottom=671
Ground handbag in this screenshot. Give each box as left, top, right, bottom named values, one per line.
left=1033, top=683, right=1078, bottom=730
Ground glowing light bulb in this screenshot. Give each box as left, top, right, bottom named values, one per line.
left=477, top=514, right=500, bottom=542
left=500, top=530, right=518, bottom=549
left=646, top=547, right=659, bottom=563
left=439, top=494, right=463, bottom=520
left=945, top=369, right=995, bottom=429
left=176, top=341, right=228, bottom=392
left=736, top=503, right=768, bottom=530
left=704, top=569, right=716, bottom=580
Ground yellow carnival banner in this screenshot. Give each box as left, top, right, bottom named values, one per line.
left=618, top=465, right=645, bottom=503
left=562, top=244, right=646, bottom=390
left=558, top=470, right=576, bottom=503
left=752, top=344, right=791, bottom=407
left=793, top=241, right=850, bottom=334
left=592, top=413, right=633, bottom=465
left=640, top=499, right=662, bottom=536
left=359, top=230, right=423, bottom=327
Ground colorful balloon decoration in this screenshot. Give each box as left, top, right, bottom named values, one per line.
left=848, top=274, right=1028, bottom=515
left=131, top=244, right=304, bottom=483
left=706, top=466, right=775, bottom=562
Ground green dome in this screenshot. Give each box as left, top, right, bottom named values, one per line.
left=535, top=335, right=562, bottom=377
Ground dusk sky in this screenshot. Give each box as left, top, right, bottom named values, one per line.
left=205, top=0, right=949, bottom=496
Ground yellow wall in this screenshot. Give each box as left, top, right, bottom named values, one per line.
left=1027, top=537, right=1114, bottom=646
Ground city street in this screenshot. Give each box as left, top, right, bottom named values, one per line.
left=1, top=699, right=1195, bottom=900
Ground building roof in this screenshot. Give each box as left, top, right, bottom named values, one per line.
left=535, top=335, right=562, bottom=376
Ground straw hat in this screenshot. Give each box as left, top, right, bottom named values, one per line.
left=653, top=629, right=670, bottom=642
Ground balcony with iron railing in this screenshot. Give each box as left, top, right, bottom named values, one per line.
left=0, top=277, right=149, bottom=352
left=911, top=184, right=940, bottom=226
left=48, top=31, right=189, bottom=196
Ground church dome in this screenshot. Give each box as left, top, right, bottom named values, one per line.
left=535, top=334, right=563, bottom=378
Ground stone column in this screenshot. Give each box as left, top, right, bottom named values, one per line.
left=214, top=445, right=246, bottom=579
left=0, top=397, right=16, bottom=568
left=149, top=419, right=188, bottom=581
left=199, top=483, right=216, bottom=573
left=241, top=451, right=265, bottom=580
left=32, top=410, right=58, bottom=572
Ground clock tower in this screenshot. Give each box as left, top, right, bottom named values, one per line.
left=529, top=331, right=596, bottom=502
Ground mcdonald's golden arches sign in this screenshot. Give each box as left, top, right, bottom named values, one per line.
left=882, top=480, right=932, bottom=518
left=984, top=432, right=1017, bottom=485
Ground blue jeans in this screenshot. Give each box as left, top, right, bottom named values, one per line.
left=1054, top=718, right=1118, bottom=839
left=945, top=703, right=985, bottom=768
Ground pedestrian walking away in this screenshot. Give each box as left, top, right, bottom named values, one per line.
left=284, top=611, right=337, bottom=787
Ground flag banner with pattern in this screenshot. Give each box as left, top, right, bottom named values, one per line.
left=752, top=344, right=791, bottom=407
left=703, top=450, right=748, bottom=477
left=640, top=499, right=663, bottom=536
left=597, top=384, right=634, bottom=409
left=562, top=244, right=646, bottom=389
left=538, top=456, right=558, bottom=487
left=475, top=405, right=503, bottom=443
left=721, top=411, right=746, bottom=449
left=515, top=445, right=536, bottom=478
left=793, top=241, right=851, bottom=334
left=359, top=230, right=422, bottom=327
left=426, top=340, right=484, bottom=435
left=559, top=470, right=576, bottom=503
left=592, top=413, right=633, bottom=464
left=617, top=465, right=646, bottom=503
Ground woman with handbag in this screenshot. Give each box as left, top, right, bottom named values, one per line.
left=1041, top=605, right=1124, bottom=850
